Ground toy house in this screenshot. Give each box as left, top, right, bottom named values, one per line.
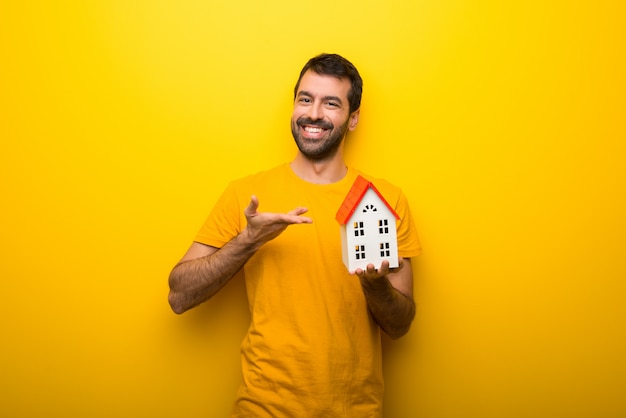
left=336, top=175, right=400, bottom=272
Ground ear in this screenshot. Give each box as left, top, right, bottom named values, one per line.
left=348, top=109, right=360, bottom=131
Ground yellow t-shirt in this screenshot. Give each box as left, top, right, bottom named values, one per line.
left=195, top=164, right=421, bottom=417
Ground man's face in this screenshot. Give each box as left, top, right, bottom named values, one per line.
left=291, top=70, right=359, bottom=161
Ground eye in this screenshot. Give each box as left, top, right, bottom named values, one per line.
left=326, top=101, right=339, bottom=108
left=299, top=97, right=312, bottom=104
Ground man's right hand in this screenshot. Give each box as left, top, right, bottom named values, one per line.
left=240, top=195, right=313, bottom=246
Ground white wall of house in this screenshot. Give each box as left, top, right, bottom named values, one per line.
left=340, top=189, right=399, bottom=271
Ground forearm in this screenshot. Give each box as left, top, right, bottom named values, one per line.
left=168, top=231, right=261, bottom=314
left=360, top=276, right=416, bottom=339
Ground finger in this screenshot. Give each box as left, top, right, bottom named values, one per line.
left=277, top=213, right=313, bottom=224
left=364, top=264, right=376, bottom=275
left=287, top=206, right=309, bottom=217
left=376, top=267, right=388, bottom=277
left=387, top=258, right=405, bottom=274
left=290, top=207, right=313, bottom=223
left=394, top=258, right=405, bottom=271
left=244, top=195, right=259, bottom=216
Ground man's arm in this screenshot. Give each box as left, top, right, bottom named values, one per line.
left=168, top=195, right=312, bottom=314
left=168, top=237, right=256, bottom=314
left=355, top=258, right=416, bottom=339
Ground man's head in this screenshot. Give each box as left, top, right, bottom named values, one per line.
left=291, top=54, right=362, bottom=161
left=294, top=53, right=363, bottom=114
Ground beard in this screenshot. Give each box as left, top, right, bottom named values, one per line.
left=291, top=116, right=350, bottom=161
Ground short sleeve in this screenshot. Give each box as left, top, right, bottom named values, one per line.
left=194, top=182, right=243, bottom=249
left=394, top=191, right=422, bottom=258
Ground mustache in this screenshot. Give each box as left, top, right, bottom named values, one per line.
left=297, top=117, right=333, bottom=130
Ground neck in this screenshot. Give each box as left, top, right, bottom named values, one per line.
left=290, top=153, right=348, bottom=184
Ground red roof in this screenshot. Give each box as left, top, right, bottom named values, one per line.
left=335, top=175, right=400, bottom=225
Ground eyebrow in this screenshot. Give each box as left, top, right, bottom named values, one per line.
left=298, top=91, right=344, bottom=104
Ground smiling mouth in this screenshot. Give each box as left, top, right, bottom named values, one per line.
left=303, top=126, right=325, bottom=134
left=297, top=117, right=333, bottom=132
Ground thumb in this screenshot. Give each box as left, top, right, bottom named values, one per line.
left=244, top=195, right=259, bottom=217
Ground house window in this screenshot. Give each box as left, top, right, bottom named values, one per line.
left=353, top=221, right=364, bottom=237
left=380, top=242, right=390, bottom=257
left=355, top=245, right=366, bottom=260
left=378, top=219, right=389, bottom=234
left=363, top=204, right=378, bottom=213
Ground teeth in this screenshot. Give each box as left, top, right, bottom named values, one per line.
left=304, top=126, right=323, bottom=133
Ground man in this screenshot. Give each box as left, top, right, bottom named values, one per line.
left=169, top=53, right=421, bottom=417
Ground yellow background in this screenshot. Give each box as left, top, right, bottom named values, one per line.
left=1, top=1, right=625, bottom=417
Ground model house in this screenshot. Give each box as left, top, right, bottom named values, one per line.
left=336, top=175, right=400, bottom=272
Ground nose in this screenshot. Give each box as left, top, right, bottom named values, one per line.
left=307, top=103, right=323, bottom=121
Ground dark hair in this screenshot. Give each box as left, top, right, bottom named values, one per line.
left=294, top=53, right=363, bottom=113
